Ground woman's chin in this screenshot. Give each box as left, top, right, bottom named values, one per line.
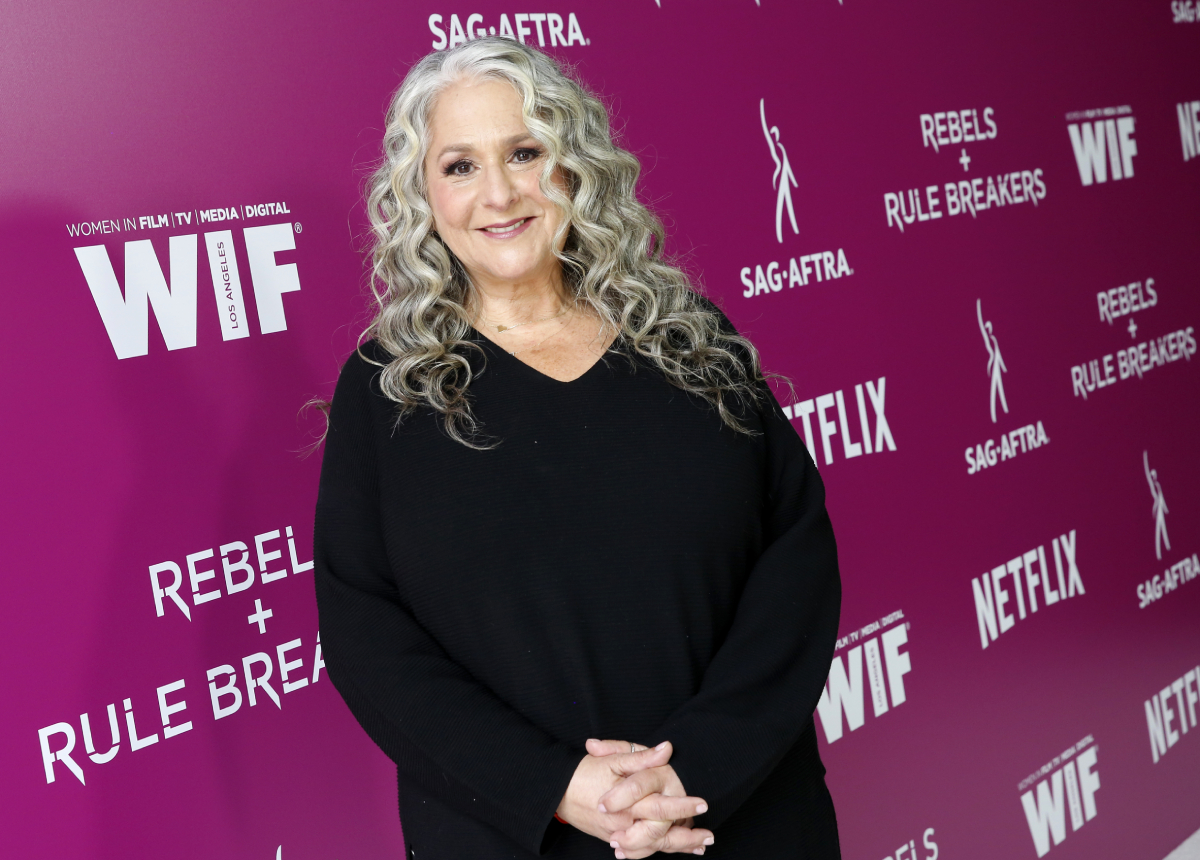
left=472, top=259, right=559, bottom=287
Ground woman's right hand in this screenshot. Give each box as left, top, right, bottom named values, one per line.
left=556, top=741, right=714, bottom=856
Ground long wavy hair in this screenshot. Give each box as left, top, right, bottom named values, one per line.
left=363, top=36, right=768, bottom=447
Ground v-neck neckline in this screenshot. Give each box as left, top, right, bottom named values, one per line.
left=469, top=326, right=620, bottom=385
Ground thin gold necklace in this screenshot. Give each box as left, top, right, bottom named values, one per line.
left=509, top=318, right=607, bottom=359
left=482, top=302, right=570, bottom=334
left=508, top=315, right=570, bottom=357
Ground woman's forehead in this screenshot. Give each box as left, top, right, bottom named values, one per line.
left=429, top=78, right=526, bottom=140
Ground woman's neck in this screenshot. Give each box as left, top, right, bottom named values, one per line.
left=470, top=269, right=572, bottom=329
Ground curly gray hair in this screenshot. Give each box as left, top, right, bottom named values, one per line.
left=363, top=36, right=768, bottom=446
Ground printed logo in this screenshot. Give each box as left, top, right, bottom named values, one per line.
left=39, top=540, right=323, bottom=790
left=885, top=107, right=1046, bottom=232
left=741, top=100, right=853, bottom=300
left=739, top=249, right=852, bottom=299
left=1137, top=555, right=1200, bottom=608
left=783, top=376, right=896, bottom=468
left=1097, top=277, right=1156, bottom=338
left=1135, top=452, right=1198, bottom=608
left=428, top=13, right=588, bottom=49
left=964, top=301, right=1050, bottom=475
left=149, top=525, right=313, bottom=622
left=1145, top=664, right=1200, bottom=763
left=1066, top=106, right=1138, bottom=186
left=35, top=514, right=322, bottom=788
left=1018, top=735, right=1100, bottom=858
left=1178, top=100, right=1200, bottom=161
left=920, top=107, right=998, bottom=156
left=877, top=829, right=939, bottom=860
left=37, top=631, right=326, bottom=786
left=1071, top=330, right=1195, bottom=397
left=1071, top=277, right=1195, bottom=398
left=816, top=610, right=910, bottom=743
left=760, top=99, right=799, bottom=244
left=1145, top=451, right=1171, bottom=560
left=977, top=299, right=1009, bottom=423
left=72, top=204, right=301, bottom=360
left=1173, top=1, right=1198, bottom=22
left=971, top=530, right=1084, bottom=649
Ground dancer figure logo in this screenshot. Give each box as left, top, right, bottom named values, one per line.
left=976, top=299, right=1009, bottom=423
left=1144, top=451, right=1171, bottom=560
left=760, top=99, right=799, bottom=244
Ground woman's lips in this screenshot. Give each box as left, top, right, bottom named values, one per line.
left=479, top=217, right=533, bottom=238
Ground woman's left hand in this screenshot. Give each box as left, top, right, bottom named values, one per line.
left=586, top=739, right=715, bottom=858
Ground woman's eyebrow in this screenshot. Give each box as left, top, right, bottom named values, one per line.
left=436, top=143, right=473, bottom=159
left=435, top=133, right=536, bottom=160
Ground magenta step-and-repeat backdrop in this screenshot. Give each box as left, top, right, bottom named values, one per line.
left=3, top=1, right=1198, bottom=858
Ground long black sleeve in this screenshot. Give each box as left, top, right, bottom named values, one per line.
left=643, top=391, right=841, bottom=830
left=314, top=350, right=582, bottom=855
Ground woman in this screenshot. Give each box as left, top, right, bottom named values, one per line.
left=314, top=36, right=841, bottom=860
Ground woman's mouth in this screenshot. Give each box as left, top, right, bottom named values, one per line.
left=480, top=217, right=533, bottom=237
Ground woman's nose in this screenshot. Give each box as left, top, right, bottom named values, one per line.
left=481, top=164, right=519, bottom=211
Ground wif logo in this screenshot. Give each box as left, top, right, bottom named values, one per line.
left=759, top=99, right=798, bottom=244
left=75, top=224, right=301, bottom=360
left=816, top=611, right=910, bottom=744
left=1019, top=736, right=1100, bottom=858
left=1066, top=106, right=1138, bottom=186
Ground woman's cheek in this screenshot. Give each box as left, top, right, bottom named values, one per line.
left=429, top=180, right=466, bottom=228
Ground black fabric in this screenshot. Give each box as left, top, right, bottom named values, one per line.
left=314, top=314, right=842, bottom=859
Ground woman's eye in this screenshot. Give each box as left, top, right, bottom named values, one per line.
left=444, top=160, right=473, bottom=177
left=512, top=147, right=542, bottom=164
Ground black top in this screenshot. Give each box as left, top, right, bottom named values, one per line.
left=314, top=315, right=842, bottom=860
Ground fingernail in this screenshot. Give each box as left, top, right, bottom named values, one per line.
left=598, top=803, right=607, bottom=813
left=693, top=850, right=704, bottom=855
left=610, top=841, right=620, bottom=849
left=695, top=803, right=708, bottom=814
left=615, top=853, right=626, bottom=860
left=655, top=741, right=668, bottom=751
left=703, top=837, right=714, bottom=846
left=587, top=738, right=599, bottom=744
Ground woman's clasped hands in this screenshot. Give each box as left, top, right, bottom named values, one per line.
left=556, top=738, right=715, bottom=858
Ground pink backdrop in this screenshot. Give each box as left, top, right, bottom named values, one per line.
left=3, top=1, right=1198, bottom=858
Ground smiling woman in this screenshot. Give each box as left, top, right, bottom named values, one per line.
left=314, top=36, right=842, bottom=860
left=360, top=36, right=769, bottom=446
left=426, top=84, right=568, bottom=271
left=421, top=77, right=601, bottom=378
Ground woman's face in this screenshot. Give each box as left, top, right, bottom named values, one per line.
left=424, top=77, right=568, bottom=292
